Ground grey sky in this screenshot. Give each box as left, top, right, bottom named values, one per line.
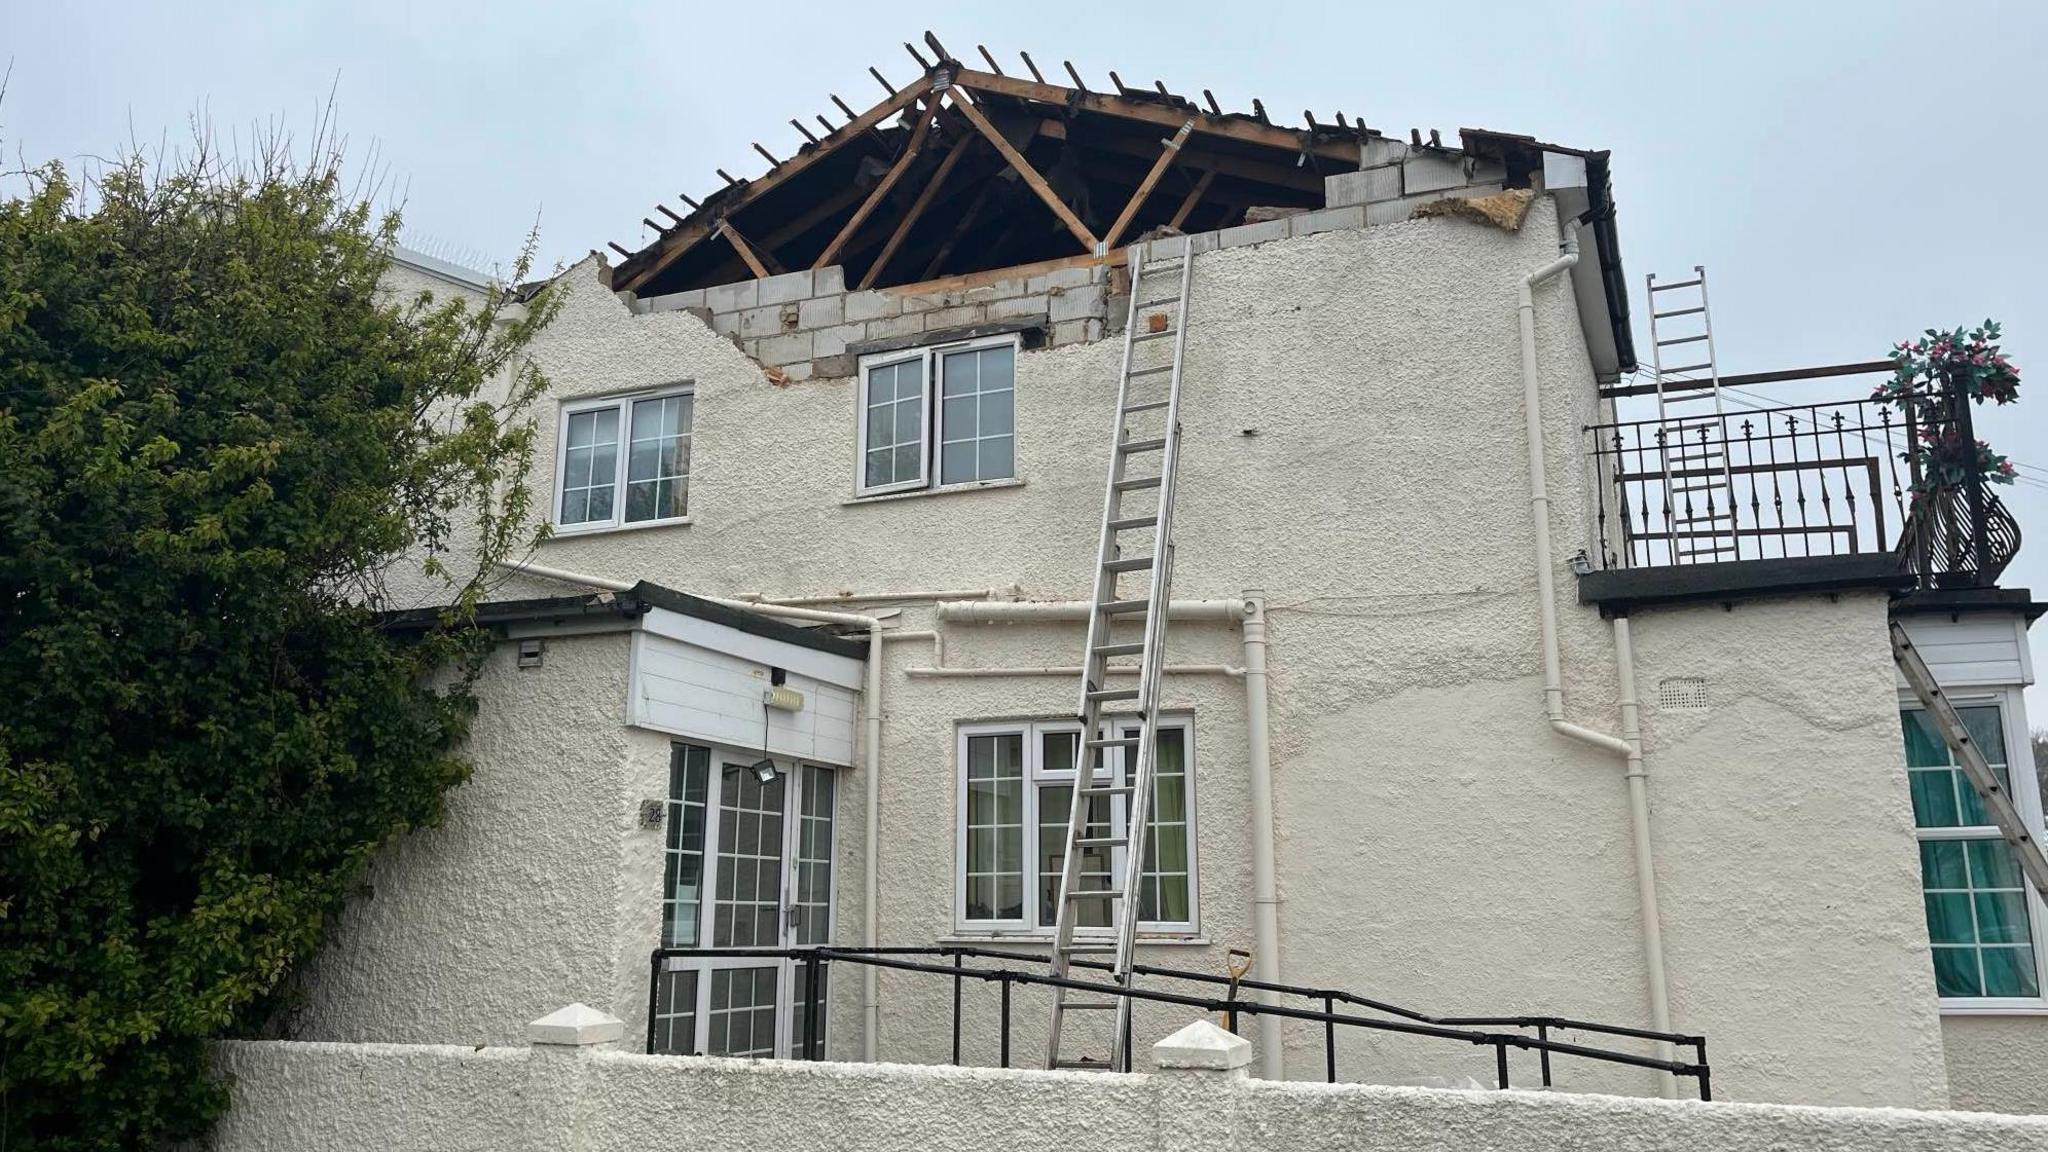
left=8, top=1, right=2048, bottom=723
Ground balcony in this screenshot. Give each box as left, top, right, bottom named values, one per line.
left=1578, top=362, right=2021, bottom=611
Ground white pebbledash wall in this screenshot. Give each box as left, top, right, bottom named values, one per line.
left=206, top=1014, right=2048, bottom=1152
left=301, top=198, right=2028, bottom=1108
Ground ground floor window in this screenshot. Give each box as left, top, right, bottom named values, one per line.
left=653, top=745, right=837, bottom=1056
left=1900, top=699, right=2047, bottom=1003
left=956, top=718, right=1197, bottom=936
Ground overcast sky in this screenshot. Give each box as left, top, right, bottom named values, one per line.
left=7, top=1, right=2048, bottom=724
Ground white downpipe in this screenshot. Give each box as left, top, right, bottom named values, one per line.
left=495, top=558, right=890, bottom=1063
left=938, top=594, right=1286, bottom=1079
left=1240, top=590, right=1284, bottom=1080
left=1516, top=224, right=1676, bottom=1095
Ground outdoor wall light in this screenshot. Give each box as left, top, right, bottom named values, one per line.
left=746, top=757, right=779, bottom=786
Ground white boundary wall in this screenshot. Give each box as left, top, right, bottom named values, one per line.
left=209, top=1012, right=2048, bottom=1152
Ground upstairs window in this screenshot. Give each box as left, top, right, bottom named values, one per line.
left=556, top=386, right=693, bottom=531
left=855, top=335, right=1016, bottom=497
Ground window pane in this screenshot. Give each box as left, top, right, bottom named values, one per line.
left=963, top=733, right=1025, bottom=923
left=586, top=482, right=614, bottom=522
left=1901, top=709, right=1949, bottom=767
left=1959, top=706, right=2008, bottom=764
left=1976, top=893, right=2031, bottom=944
left=1909, top=769, right=1960, bottom=828
left=1924, top=892, right=1973, bottom=944
left=868, top=400, right=895, bottom=446
left=663, top=745, right=712, bottom=947
left=1968, top=838, right=2025, bottom=891
left=707, top=967, right=779, bottom=1058
left=1984, top=947, right=2040, bottom=998
left=651, top=968, right=700, bottom=1055
left=935, top=345, right=1016, bottom=484
left=713, top=766, right=786, bottom=948
left=1932, top=946, right=1983, bottom=997
left=560, top=406, right=623, bottom=526
left=1921, top=839, right=1969, bottom=890
left=862, top=360, right=927, bottom=490
left=624, top=395, right=690, bottom=522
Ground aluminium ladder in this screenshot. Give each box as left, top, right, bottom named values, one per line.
left=1890, top=621, right=2048, bottom=902
left=1647, top=266, right=1740, bottom=563
left=1044, top=236, right=1196, bottom=1072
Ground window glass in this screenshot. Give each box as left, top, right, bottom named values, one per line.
left=662, top=744, right=712, bottom=947
left=650, top=968, right=700, bottom=1055
left=863, top=358, right=926, bottom=490
left=560, top=407, right=619, bottom=524
left=707, top=966, right=780, bottom=1058
left=712, top=766, right=786, bottom=947
left=939, top=344, right=1016, bottom=485
left=963, top=733, right=1025, bottom=921
left=626, top=394, right=692, bottom=522
left=1131, top=725, right=1192, bottom=924
left=1902, top=704, right=2040, bottom=1000
left=793, top=766, right=835, bottom=946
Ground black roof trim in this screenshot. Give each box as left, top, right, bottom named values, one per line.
left=1891, top=586, right=2048, bottom=624
left=627, top=582, right=871, bottom=659
left=378, top=591, right=650, bottom=633
left=1578, top=554, right=1917, bottom=615
left=1582, top=151, right=1637, bottom=376
left=377, top=582, right=870, bottom=660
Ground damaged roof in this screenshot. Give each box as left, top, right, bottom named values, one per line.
left=605, top=32, right=1634, bottom=375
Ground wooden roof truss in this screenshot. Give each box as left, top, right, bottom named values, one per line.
left=609, top=33, right=1384, bottom=297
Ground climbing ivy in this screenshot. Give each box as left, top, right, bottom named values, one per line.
left=0, top=132, right=555, bottom=1149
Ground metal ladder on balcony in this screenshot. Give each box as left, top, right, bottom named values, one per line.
left=1044, top=237, right=1194, bottom=1073
left=1891, top=622, right=2048, bottom=902
left=1648, top=266, right=1740, bottom=563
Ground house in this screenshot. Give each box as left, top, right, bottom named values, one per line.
left=293, top=41, right=2046, bottom=1115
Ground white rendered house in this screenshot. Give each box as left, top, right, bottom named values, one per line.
left=298, top=50, right=2046, bottom=1115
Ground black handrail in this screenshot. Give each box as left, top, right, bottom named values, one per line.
left=645, top=944, right=1711, bottom=1100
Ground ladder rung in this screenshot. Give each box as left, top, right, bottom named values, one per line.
left=1062, top=1001, right=1119, bottom=1011
left=1133, top=296, right=1181, bottom=309
left=1118, top=438, right=1166, bottom=455
left=1649, top=277, right=1702, bottom=291
left=1066, top=886, right=1125, bottom=898
left=1087, top=687, right=1140, bottom=702
left=1075, top=836, right=1128, bottom=848
left=1103, top=556, right=1154, bottom=573
left=1114, top=476, right=1162, bottom=492
left=1127, top=365, right=1174, bottom=378
left=1108, top=515, right=1157, bottom=532
left=1062, top=942, right=1119, bottom=954
left=1122, top=399, right=1171, bottom=413
left=1084, top=736, right=1141, bottom=749
left=1653, top=306, right=1704, bottom=319
left=1053, top=1058, right=1114, bottom=1069
left=1657, top=334, right=1708, bottom=347
left=1098, top=599, right=1149, bottom=616
left=1659, top=362, right=1713, bottom=375
left=1081, top=783, right=1136, bottom=796
left=1131, top=328, right=1176, bottom=342
left=1093, top=642, right=1145, bottom=658
left=1136, top=258, right=1183, bottom=274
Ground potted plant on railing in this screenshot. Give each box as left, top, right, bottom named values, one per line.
left=1871, top=321, right=2022, bottom=580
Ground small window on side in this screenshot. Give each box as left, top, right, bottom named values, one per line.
left=854, top=335, right=1018, bottom=497
left=555, top=386, right=693, bottom=532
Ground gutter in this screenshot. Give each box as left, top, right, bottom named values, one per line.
left=1516, top=219, right=1675, bottom=1094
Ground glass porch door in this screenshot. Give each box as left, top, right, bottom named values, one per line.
left=651, top=746, right=836, bottom=1058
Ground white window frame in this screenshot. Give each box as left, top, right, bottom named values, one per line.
left=853, top=333, right=1020, bottom=498
left=953, top=716, right=1199, bottom=939
left=553, top=384, right=694, bottom=534
left=1899, top=687, right=2048, bottom=1014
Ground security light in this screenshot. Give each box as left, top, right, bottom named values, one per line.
left=747, top=757, right=779, bottom=786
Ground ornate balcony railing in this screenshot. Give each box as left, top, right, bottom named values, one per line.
left=1584, top=368, right=2018, bottom=587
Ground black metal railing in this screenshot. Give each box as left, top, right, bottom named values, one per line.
left=1586, top=395, right=1908, bottom=569
left=646, top=944, right=1712, bottom=1099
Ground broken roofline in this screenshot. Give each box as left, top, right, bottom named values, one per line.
left=607, top=32, right=1399, bottom=294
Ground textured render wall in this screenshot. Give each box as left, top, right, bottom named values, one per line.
left=333, top=201, right=1950, bottom=1104
left=289, top=632, right=660, bottom=1044
left=207, top=1036, right=2048, bottom=1152
left=1627, top=593, right=1949, bottom=1106
left=1943, top=1017, right=2048, bottom=1114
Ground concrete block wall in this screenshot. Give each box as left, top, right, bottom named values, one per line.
left=1324, top=139, right=1510, bottom=227
left=621, top=143, right=1517, bottom=378
left=629, top=264, right=1113, bottom=382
